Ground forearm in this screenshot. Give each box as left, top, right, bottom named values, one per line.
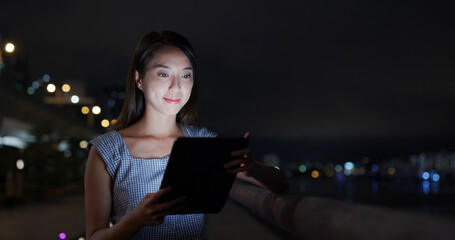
left=88, top=213, right=140, bottom=240
left=245, top=161, right=289, bottom=193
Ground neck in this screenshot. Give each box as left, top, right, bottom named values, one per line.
left=133, top=109, right=181, bottom=138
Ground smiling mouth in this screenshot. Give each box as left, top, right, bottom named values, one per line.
left=163, top=97, right=181, bottom=104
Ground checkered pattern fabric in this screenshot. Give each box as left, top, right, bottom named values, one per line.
left=90, top=124, right=217, bottom=240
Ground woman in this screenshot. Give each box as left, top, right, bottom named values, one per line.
left=84, top=31, right=289, bottom=240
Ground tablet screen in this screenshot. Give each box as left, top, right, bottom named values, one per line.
left=159, top=137, right=248, bottom=214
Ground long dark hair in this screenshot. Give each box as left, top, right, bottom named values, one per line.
left=113, top=31, right=201, bottom=131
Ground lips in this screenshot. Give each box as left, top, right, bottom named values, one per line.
left=163, top=97, right=181, bottom=104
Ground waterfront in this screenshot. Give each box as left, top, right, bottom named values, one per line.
left=288, top=175, right=455, bottom=219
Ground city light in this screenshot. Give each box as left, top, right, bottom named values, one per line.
left=27, top=87, right=35, bottom=95
left=62, top=84, right=71, bottom=92
left=101, top=119, right=110, bottom=128
left=388, top=167, right=396, bottom=176
left=432, top=173, right=440, bottom=182
left=334, top=165, right=343, bottom=173
left=92, top=106, right=101, bottom=114
left=81, top=106, right=90, bottom=114
left=16, top=159, right=24, bottom=170
left=5, top=42, right=15, bottom=53
left=79, top=140, right=88, bottom=149
left=71, top=95, right=80, bottom=104
left=43, top=74, right=51, bottom=82
left=422, top=172, right=430, bottom=180
left=298, top=164, right=307, bottom=173
left=311, top=170, right=319, bottom=179
left=59, top=232, right=66, bottom=239
left=47, top=83, right=56, bottom=93
left=344, top=162, right=354, bottom=170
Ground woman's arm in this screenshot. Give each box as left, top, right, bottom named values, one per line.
left=85, top=147, right=140, bottom=240
left=85, top=147, right=187, bottom=240
left=224, top=132, right=289, bottom=194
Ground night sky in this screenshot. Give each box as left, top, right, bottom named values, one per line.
left=1, top=1, right=454, bottom=161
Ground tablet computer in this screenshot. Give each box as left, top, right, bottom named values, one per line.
left=159, top=137, right=249, bottom=214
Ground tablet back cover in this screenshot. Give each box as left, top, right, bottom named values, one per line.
left=160, top=137, right=248, bottom=214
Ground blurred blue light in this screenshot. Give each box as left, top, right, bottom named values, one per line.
left=43, top=74, right=51, bottom=82
left=422, top=172, right=430, bottom=180
left=432, top=173, right=440, bottom=182
left=371, top=164, right=379, bottom=173
left=274, top=166, right=280, bottom=170
left=334, top=165, right=342, bottom=172
left=422, top=180, right=430, bottom=195
left=344, top=162, right=354, bottom=170
left=32, top=81, right=40, bottom=89
left=107, top=98, right=116, bottom=108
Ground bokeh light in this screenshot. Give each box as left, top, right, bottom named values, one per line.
left=344, top=162, right=354, bottom=170
left=43, top=74, right=51, bottom=82
left=111, top=119, right=118, bottom=126
left=16, top=159, right=24, bottom=170
left=47, top=83, right=56, bottom=93
left=81, top=106, right=90, bottom=114
left=298, top=164, right=307, bottom=173
left=71, top=95, right=80, bottom=104
left=311, top=170, right=319, bottom=179
left=5, top=42, right=15, bottom=53
left=59, top=232, right=66, bottom=239
left=79, top=140, right=88, bottom=149
left=422, top=171, right=430, bottom=180
left=62, top=84, right=71, bottom=92
left=92, top=106, right=101, bottom=115
left=101, top=119, right=110, bottom=128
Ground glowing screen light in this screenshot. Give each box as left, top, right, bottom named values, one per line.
left=422, top=171, right=430, bottom=180
left=59, top=232, right=66, bottom=239
left=344, top=162, right=354, bottom=170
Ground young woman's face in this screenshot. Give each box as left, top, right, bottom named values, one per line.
left=136, top=45, right=194, bottom=117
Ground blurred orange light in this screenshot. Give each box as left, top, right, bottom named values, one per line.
left=311, top=170, right=319, bottom=179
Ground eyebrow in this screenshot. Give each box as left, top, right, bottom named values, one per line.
left=152, top=64, right=193, bottom=70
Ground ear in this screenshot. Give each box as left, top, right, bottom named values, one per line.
left=135, top=70, right=143, bottom=90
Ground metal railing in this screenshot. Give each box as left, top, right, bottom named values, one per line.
left=229, top=180, right=455, bottom=240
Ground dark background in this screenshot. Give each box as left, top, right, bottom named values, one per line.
left=1, top=0, right=455, bottom=162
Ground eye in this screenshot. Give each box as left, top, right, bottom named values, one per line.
left=158, top=73, right=169, bottom=77
left=182, top=74, right=192, bottom=79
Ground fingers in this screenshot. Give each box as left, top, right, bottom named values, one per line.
left=148, top=187, right=172, bottom=203
left=224, top=159, right=244, bottom=170
left=244, top=132, right=251, bottom=139
left=231, top=148, right=252, bottom=158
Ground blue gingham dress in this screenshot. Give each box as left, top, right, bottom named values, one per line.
left=90, top=124, right=217, bottom=240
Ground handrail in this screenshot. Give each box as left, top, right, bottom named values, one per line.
left=229, top=180, right=455, bottom=240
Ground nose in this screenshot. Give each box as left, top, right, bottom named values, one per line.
left=169, top=76, right=181, bottom=92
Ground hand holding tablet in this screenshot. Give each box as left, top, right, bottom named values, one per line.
left=159, top=137, right=249, bottom=214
